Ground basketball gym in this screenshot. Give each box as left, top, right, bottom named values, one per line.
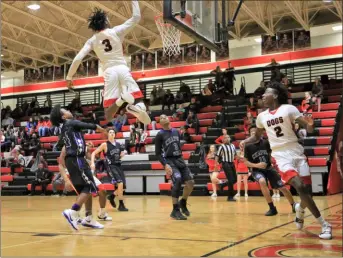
left=1, top=0, right=342, bottom=257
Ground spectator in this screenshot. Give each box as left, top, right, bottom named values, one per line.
left=133, top=128, right=142, bottom=154
left=185, top=111, right=199, bottom=135
left=174, top=91, right=185, bottom=106
left=52, top=171, right=68, bottom=196
left=243, top=112, right=254, bottom=135
left=150, top=85, right=158, bottom=105
left=5, top=126, right=18, bottom=147
left=312, top=77, right=323, bottom=112
left=234, top=150, right=249, bottom=198
left=224, top=61, right=235, bottom=95
left=22, top=100, right=29, bottom=115
left=69, top=94, right=82, bottom=114
left=26, top=133, right=40, bottom=157
left=125, top=127, right=136, bottom=155
left=162, top=89, right=174, bottom=110
left=187, top=97, right=199, bottom=115
left=301, top=92, right=313, bottom=114
left=11, top=104, right=23, bottom=120
left=215, top=128, right=228, bottom=144
left=180, top=126, right=192, bottom=144
left=179, top=82, right=191, bottom=101
left=37, top=117, right=48, bottom=137
left=205, top=144, right=225, bottom=198
left=135, top=129, right=147, bottom=154
left=113, top=109, right=127, bottom=132
left=7, top=147, right=24, bottom=175
left=29, top=163, right=53, bottom=196
left=44, top=95, right=52, bottom=108
left=156, top=86, right=166, bottom=105
left=174, top=104, right=186, bottom=121
left=211, top=66, right=223, bottom=88
left=1, top=130, right=12, bottom=152
left=2, top=113, right=14, bottom=128
left=200, top=85, right=212, bottom=107
left=207, top=79, right=215, bottom=93
left=26, top=117, right=36, bottom=133
left=29, top=98, right=39, bottom=115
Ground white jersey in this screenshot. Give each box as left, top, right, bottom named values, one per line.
left=66, top=1, right=141, bottom=80
left=256, top=104, right=302, bottom=151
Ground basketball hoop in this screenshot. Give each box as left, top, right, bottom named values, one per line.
left=155, top=14, right=181, bottom=56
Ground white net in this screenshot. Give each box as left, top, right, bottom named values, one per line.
left=155, top=15, right=182, bottom=56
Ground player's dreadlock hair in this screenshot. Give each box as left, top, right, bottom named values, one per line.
left=88, top=8, right=109, bottom=32
left=50, top=104, right=63, bottom=127
left=267, top=81, right=289, bottom=105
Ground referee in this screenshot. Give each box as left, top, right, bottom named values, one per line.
left=215, top=135, right=237, bottom=201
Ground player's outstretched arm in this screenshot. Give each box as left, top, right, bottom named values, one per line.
left=295, top=116, right=314, bottom=133
left=66, top=40, right=93, bottom=82
left=113, top=0, right=141, bottom=41
left=90, top=143, right=106, bottom=171
left=239, top=127, right=264, bottom=149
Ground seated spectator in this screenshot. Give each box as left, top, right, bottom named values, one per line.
left=26, top=117, right=36, bottom=133
left=52, top=170, right=68, bottom=196
left=2, top=113, right=14, bottom=128
left=6, top=147, right=25, bottom=175
left=187, top=97, right=199, bottom=115
left=174, top=91, right=185, bottom=106
left=135, top=129, right=147, bottom=154
left=11, top=104, right=23, bottom=120
left=301, top=92, right=313, bottom=114
left=22, top=100, right=29, bottom=116
left=24, top=133, right=40, bottom=157
left=185, top=111, right=199, bottom=135
left=173, top=104, right=186, bottom=120
left=180, top=126, right=192, bottom=144
left=243, top=112, right=254, bottom=135
left=312, top=77, right=323, bottom=112
left=162, top=90, right=174, bottom=110
left=1, top=130, right=12, bottom=152
left=29, top=163, right=53, bottom=196
left=215, top=128, right=228, bottom=144
left=5, top=126, right=18, bottom=147
left=156, top=86, right=166, bottom=105
left=179, top=82, right=192, bottom=101
left=125, top=127, right=136, bottom=155
left=37, top=117, right=48, bottom=137
left=112, top=109, right=127, bottom=132
left=200, top=85, right=212, bottom=107
left=207, top=79, right=215, bottom=93
left=29, top=98, right=40, bottom=115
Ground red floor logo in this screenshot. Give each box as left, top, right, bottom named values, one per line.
left=248, top=244, right=342, bottom=257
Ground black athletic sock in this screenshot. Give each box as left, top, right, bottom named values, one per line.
left=268, top=202, right=275, bottom=210
left=119, top=200, right=124, bottom=205
left=173, top=203, right=179, bottom=210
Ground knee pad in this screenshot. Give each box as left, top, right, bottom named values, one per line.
left=171, top=178, right=182, bottom=198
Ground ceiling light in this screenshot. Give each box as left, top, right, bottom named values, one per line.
left=1, top=54, right=3, bottom=57
left=322, top=0, right=332, bottom=2
left=27, top=4, right=40, bottom=10
left=1, top=75, right=4, bottom=78
left=254, top=38, right=262, bottom=43
left=332, top=25, right=342, bottom=31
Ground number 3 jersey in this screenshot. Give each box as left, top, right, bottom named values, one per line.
left=256, top=104, right=302, bottom=151
left=66, top=1, right=141, bottom=80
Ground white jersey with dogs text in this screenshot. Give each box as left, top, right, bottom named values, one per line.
left=256, top=104, right=302, bottom=151
left=66, top=1, right=140, bottom=80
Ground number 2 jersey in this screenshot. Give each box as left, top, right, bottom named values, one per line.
left=256, top=104, right=302, bottom=151
left=66, top=1, right=141, bottom=80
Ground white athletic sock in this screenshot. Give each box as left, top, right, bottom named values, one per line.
left=317, top=216, right=325, bottom=226
left=135, top=102, right=146, bottom=111
left=116, top=97, right=124, bottom=107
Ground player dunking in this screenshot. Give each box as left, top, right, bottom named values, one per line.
left=66, top=0, right=150, bottom=125
left=240, top=82, right=332, bottom=239
left=51, top=105, right=106, bottom=230
left=155, top=115, right=194, bottom=220
left=90, top=129, right=129, bottom=212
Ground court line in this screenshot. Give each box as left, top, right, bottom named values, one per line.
left=1, top=230, right=229, bottom=243
left=200, top=202, right=342, bottom=257
left=1, top=235, right=69, bottom=249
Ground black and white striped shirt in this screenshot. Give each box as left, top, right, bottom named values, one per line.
left=217, top=143, right=236, bottom=163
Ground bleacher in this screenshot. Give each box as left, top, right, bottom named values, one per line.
left=1, top=57, right=342, bottom=197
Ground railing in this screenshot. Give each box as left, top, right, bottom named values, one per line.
left=2, top=57, right=342, bottom=107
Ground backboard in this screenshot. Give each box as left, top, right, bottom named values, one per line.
left=163, top=0, right=220, bottom=53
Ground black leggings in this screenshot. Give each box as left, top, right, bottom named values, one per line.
left=222, top=162, right=237, bottom=198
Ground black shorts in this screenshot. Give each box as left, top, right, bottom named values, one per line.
left=107, top=164, right=126, bottom=186
left=252, top=168, right=284, bottom=189
left=167, top=157, right=193, bottom=184
left=65, top=156, right=97, bottom=194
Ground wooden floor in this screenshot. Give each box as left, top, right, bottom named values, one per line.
left=1, top=194, right=342, bottom=257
